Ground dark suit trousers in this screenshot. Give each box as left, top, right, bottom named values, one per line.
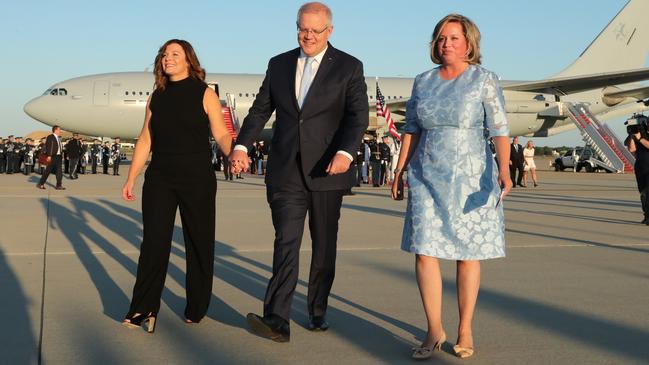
left=69, top=158, right=80, bottom=178
left=510, top=162, right=524, bottom=185
left=128, top=175, right=216, bottom=322
left=113, top=158, right=120, bottom=175
left=264, top=158, right=344, bottom=321
left=38, top=155, right=63, bottom=186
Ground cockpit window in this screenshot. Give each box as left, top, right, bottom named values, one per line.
left=46, top=88, right=68, bottom=96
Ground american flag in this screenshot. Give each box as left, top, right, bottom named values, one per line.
left=376, top=81, right=401, bottom=141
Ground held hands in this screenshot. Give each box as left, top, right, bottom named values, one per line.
left=122, top=179, right=136, bottom=202
left=326, top=153, right=352, bottom=175
left=229, top=150, right=250, bottom=174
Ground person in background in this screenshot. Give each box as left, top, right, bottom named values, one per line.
left=368, top=137, right=381, bottom=186
left=91, top=139, right=102, bottom=174
left=379, top=135, right=391, bottom=185
left=5, top=135, right=16, bottom=174
left=35, top=137, right=46, bottom=175
left=625, top=115, right=649, bottom=225
left=0, top=138, right=6, bottom=173
left=112, top=137, right=122, bottom=176
left=23, top=138, right=34, bottom=175
left=65, top=133, right=84, bottom=179
left=102, top=141, right=111, bottom=174
left=37, top=126, right=66, bottom=190
left=509, top=136, right=525, bottom=187
left=80, top=143, right=90, bottom=175
left=522, top=140, right=539, bottom=187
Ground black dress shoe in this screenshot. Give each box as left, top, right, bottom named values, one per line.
left=308, top=315, right=329, bottom=331
left=246, top=313, right=290, bottom=342
left=55, top=186, right=66, bottom=190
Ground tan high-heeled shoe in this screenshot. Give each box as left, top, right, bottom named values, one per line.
left=453, top=344, right=474, bottom=359
left=411, top=332, right=446, bottom=359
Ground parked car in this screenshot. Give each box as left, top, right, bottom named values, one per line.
left=554, top=145, right=613, bottom=172
left=554, top=147, right=582, bottom=171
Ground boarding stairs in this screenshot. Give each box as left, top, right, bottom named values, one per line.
left=565, top=103, right=634, bottom=173
left=221, top=93, right=241, bottom=140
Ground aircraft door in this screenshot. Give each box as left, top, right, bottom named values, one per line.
left=93, top=80, right=109, bottom=106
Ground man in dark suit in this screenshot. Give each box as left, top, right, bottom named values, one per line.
left=229, top=1, right=368, bottom=342
left=65, top=133, right=84, bottom=179
left=37, top=125, right=65, bottom=190
left=509, top=136, right=525, bottom=187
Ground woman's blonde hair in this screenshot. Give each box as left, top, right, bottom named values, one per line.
left=430, top=14, right=481, bottom=65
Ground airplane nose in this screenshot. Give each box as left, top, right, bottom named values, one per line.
left=23, top=98, right=37, bottom=118
left=23, top=96, right=50, bottom=124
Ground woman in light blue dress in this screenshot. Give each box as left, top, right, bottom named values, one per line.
left=392, top=14, right=512, bottom=359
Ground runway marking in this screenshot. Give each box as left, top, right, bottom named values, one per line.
left=5, top=243, right=649, bottom=256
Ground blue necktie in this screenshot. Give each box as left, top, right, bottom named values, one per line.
left=298, top=57, right=314, bottom=108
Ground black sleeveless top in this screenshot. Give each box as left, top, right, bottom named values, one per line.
left=147, top=77, right=214, bottom=182
left=149, top=77, right=210, bottom=155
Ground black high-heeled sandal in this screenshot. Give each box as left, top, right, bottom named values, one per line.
left=122, top=312, right=157, bottom=333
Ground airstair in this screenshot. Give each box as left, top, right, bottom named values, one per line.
left=221, top=93, right=240, bottom=140
left=565, top=103, right=635, bottom=173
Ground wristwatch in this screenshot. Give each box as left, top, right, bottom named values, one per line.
left=394, top=167, right=403, bottom=174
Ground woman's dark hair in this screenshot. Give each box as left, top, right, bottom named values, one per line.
left=154, top=39, right=205, bottom=91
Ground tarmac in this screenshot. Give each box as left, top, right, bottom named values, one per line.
left=1, top=164, right=648, bottom=365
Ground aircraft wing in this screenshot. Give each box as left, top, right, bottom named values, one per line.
left=503, top=67, right=649, bottom=95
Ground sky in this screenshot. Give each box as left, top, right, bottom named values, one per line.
left=0, top=0, right=643, bottom=147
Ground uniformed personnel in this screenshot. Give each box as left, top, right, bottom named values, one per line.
left=111, top=137, right=122, bottom=175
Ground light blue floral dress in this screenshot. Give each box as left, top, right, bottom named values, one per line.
left=401, top=65, right=509, bottom=260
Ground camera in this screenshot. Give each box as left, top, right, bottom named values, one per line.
left=625, top=114, right=648, bottom=135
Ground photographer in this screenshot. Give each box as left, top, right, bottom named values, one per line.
left=625, top=115, right=649, bottom=225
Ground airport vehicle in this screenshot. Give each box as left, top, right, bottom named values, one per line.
left=24, top=0, right=649, bottom=142
left=554, top=146, right=615, bottom=172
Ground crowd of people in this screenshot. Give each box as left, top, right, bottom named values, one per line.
left=355, top=135, right=400, bottom=187
left=0, top=132, right=124, bottom=181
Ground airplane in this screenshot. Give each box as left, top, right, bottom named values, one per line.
left=23, top=0, right=649, bottom=141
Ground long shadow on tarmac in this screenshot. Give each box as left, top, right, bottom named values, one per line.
left=506, top=228, right=649, bottom=254
left=95, top=198, right=428, bottom=360
left=43, top=197, right=426, bottom=361
left=508, top=192, right=640, bottom=211
left=375, top=263, right=649, bottom=363
left=0, top=247, right=38, bottom=364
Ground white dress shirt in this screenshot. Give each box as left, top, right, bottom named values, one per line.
left=234, top=46, right=353, bottom=162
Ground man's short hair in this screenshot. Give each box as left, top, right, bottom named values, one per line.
left=297, top=2, right=333, bottom=26
left=52, top=125, right=60, bottom=132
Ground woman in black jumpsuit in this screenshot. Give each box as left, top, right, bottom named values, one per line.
left=122, top=39, right=232, bottom=332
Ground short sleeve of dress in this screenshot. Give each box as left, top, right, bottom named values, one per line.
left=482, top=71, right=509, bottom=137
left=403, top=76, right=422, bottom=134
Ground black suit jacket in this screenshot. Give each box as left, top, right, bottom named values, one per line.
left=65, top=139, right=83, bottom=158
left=510, top=143, right=524, bottom=165
left=44, top=134, right=61, bottom=157
left=236, top=44, right=369, bottom=191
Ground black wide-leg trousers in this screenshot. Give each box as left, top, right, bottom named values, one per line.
left=263, top=159, right=344, bottom=322
left=128, top=176, right=216, bottom=322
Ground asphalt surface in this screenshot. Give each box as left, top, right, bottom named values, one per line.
left=1, top=166, right=648, bottom=364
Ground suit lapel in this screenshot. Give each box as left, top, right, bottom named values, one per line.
left=287, top=48, right=301, bottom=112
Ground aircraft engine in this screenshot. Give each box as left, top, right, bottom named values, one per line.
left=601, top=86, right=626, bottom=107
